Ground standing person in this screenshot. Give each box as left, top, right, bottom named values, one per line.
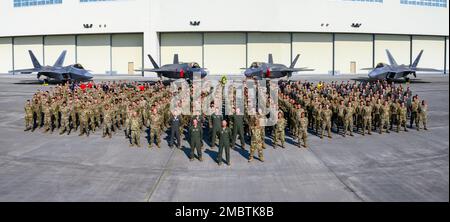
left=24, top=100, right=33, bottom=131
left=148, top=105, right=162, bottom=148
left=102, top=104, right=113, bottom=138
left=189, top=119, right=203, bottom=161
left=209, top=107, right=222, bottom=149
left=362, top=101, right=373, bottom=136
left=419, top=100, right=428, bottom=130
left=343, top=102, right=354, bottom=137
left=273, top=111, right=286, bottom=148
left=169, top=110, right=182, bottom=149
left=217, top=120, right=232, bottom=166
left=232, top=108, right=245, bottom=150
left=397, top=102, right=408, bottom=132
left=249, top=118, right=264, bottom=162
left=297, top=112, right=308, bottom=148
left=43, top=101, right=52, bottom=133
left=59, top=102, right=70, bottom=135
left=130, top=111, right=141, bottom=147
left=78, top=104, right=89, bottom=137
left=321, top=104, right=332, bottom=139
left=379, top=100, right=390, bottom=134
left=410, top=96, right=420, bottom=130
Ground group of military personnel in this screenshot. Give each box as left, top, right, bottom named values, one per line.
left=24, top=79, right=429, bottom=166
left=277, top=80, right=429, bottom=149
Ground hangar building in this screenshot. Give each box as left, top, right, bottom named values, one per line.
left=0, top=0, right=448, bottom=76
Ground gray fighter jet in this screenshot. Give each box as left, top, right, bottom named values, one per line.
left=139, top=54, right=209, bottom=79
left=363, top=49, right=442, bottom=81
left=10, top=50, right=93, bottom=82
left=243, top=54, right=314, bottom=79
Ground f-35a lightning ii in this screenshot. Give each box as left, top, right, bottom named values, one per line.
left=138, top=54, right=209, bottom=80
left=10, top=50, right=93, bottom=82
left=243, top=54, right=314, bottom=79
left=363, top=49, right=442, bottom=81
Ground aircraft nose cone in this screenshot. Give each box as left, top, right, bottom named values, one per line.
left=85, top=72, right=94, bottom=79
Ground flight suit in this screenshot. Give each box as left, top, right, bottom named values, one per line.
left=232, top=113, right=245, bottom=149
left=189, top=124, right=203, bottom=160
left=217, top=127, right=232, bottom=165
left=209, top=113, right=222, bottom=148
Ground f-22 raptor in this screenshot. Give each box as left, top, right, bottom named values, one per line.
left=363, top=49, right=442, bottom=82
left=10, top=50, right=93, bottom=82
left=139, top=54, right=209, bottom=80
left=244, top=54, right=314, bottom=79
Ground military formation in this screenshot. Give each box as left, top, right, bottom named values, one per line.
left=24, top=79, right=429, bottom=166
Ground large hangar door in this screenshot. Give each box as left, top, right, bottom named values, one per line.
left=412, top=36, right=445, bottom=71
left=247, top=33, right=291, bottom=67
left=335, top=34, right=373, bottom=74
left=204, top=33, right=246, bottom=75
left=0, top=38, right=13, bottom=74
left=44, top=35, right=76, bottom=67
left=374, top=35, right=410, bottom=66
left=13, top=36, right=43, bottom=71
left=112, top=34, right=143, bottom=75
left=77, top=35, right=111, bottom=74
left=161, top=33, right=203, bottom=66
left=292, top=33, right=333, bottom=74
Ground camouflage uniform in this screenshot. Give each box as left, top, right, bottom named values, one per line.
left=343, top=105, right=354, bottom=137
left=419, top=103, right=428, bottom=130
left=379, top=104, right=390, bottom=134
left=24, top=102, right=33, bottom=131
left=130, top=114, right=141, bottom=147
left=102, top=107, right=113, bottom=138
left=43, top=104, right=52, bottom=132
left=397, top=105, right=408, bottom=132
left=362, top=105, right=372, bottom=136
left=273, top=113, right=286, bottom=148
left=321, top=108, right=332, bottom=139
left=297, top=115, right=308, bottom=148
left=78, top=108, right=90, bottom=136
left=148, top=112, right=162, bottom=148
left=249, top=125, right=264, bottom=162
left=59, top=105, right=70, bottom=135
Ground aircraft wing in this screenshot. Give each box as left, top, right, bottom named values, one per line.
left=9, top=68, right=40, bottom=74
left=135, top=68, right=173, bottom=73
left=282, top=68, right=315, bottom=72
left=410, top=67, right=443, bottom=72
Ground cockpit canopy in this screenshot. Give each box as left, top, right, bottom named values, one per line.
left=375, top=63, right=387, bottom=68
left=250, top=62, right=261, bottom=68
left=73, top=63, right=85, bottom=70
left=189, top=62, right=200, bottom=68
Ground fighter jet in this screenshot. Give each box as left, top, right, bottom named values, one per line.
left=10, top=50, right=93, bottom=82
left=243, top=54, right=314, bottom=79
left=363, top=49, right=442, bottom=81
left=138, top=54, right=208, bottom=80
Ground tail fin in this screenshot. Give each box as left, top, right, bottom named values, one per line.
left=173, top=54, right=179, bottom=64
left=53, top=50, right=67, bottom=67
left=386, top=49, right=398, bottom=66
left=290, top=54, right=300, bottom=68
left=148, top=54, right=160, bottom=69
left=268, top=54, right=273, bottom=64
left=28, top=50, right=41, bottom=68
left=411, top=50, right=423, bottom=68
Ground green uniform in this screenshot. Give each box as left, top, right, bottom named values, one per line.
left=103, top=108, right=113, bottom=138
left=217, top=127, right=232, bottom=165
left=43, top=105, right=52, bottom=132
left=297, top=116, right=308, bottom=148
left=410, top=100, right=420, bottom=129
left=189, top=124, right=203, bottom=160
left=130, top=115, right=141, bottom=147
left=397, top=106, right=408, bottom=132
left=59, top=105, right=70, bottom=134
left=362, top=105, right=372, bottom=135
left=343, top=106, right=354, bottom=136
left=232, top=113, right=245, bottom=149
left=209, top=113, right=222, bottom=148
left=78, top=109, right=89, bottom=136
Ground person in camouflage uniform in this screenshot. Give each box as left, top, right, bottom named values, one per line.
left=148, top=105, right=162, bottom=148
left=249, top=118, right=264, bottom=162
left=32, top=98, right=42, bottom=129
left=130, top=111, right=141, bottom=147
left=362, top=101, right=373, bottom=136
left=78, top=104, right=90, bottom=137
left=379, top=100, right=390, bottom=134
left=24, top=100, right=33, bottom=131
left=397, top=102, right=408, bottom=132
left=273, top=110, right=286, bottom=148
left=102, top=104, right=113, bottom=138
left=419, top=100, right=428, bottom=131
left=42, top=101, right=52, bottom=133
left=59, top=101, right=70, bottom=135
left=410, top=96, right=420, bottom=130
left=343, top=102, right=354, bottom=137
left=321, top=104, right=332, bottom=139
left=297, top=112, right=308, bottom=148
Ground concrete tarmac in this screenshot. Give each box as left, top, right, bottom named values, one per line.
left=0, top=74, right=448, bottom=202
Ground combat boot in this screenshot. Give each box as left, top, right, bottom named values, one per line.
left=259, top=156, right=265, bottom=162
left=281, top=143, right=285, bottom=148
